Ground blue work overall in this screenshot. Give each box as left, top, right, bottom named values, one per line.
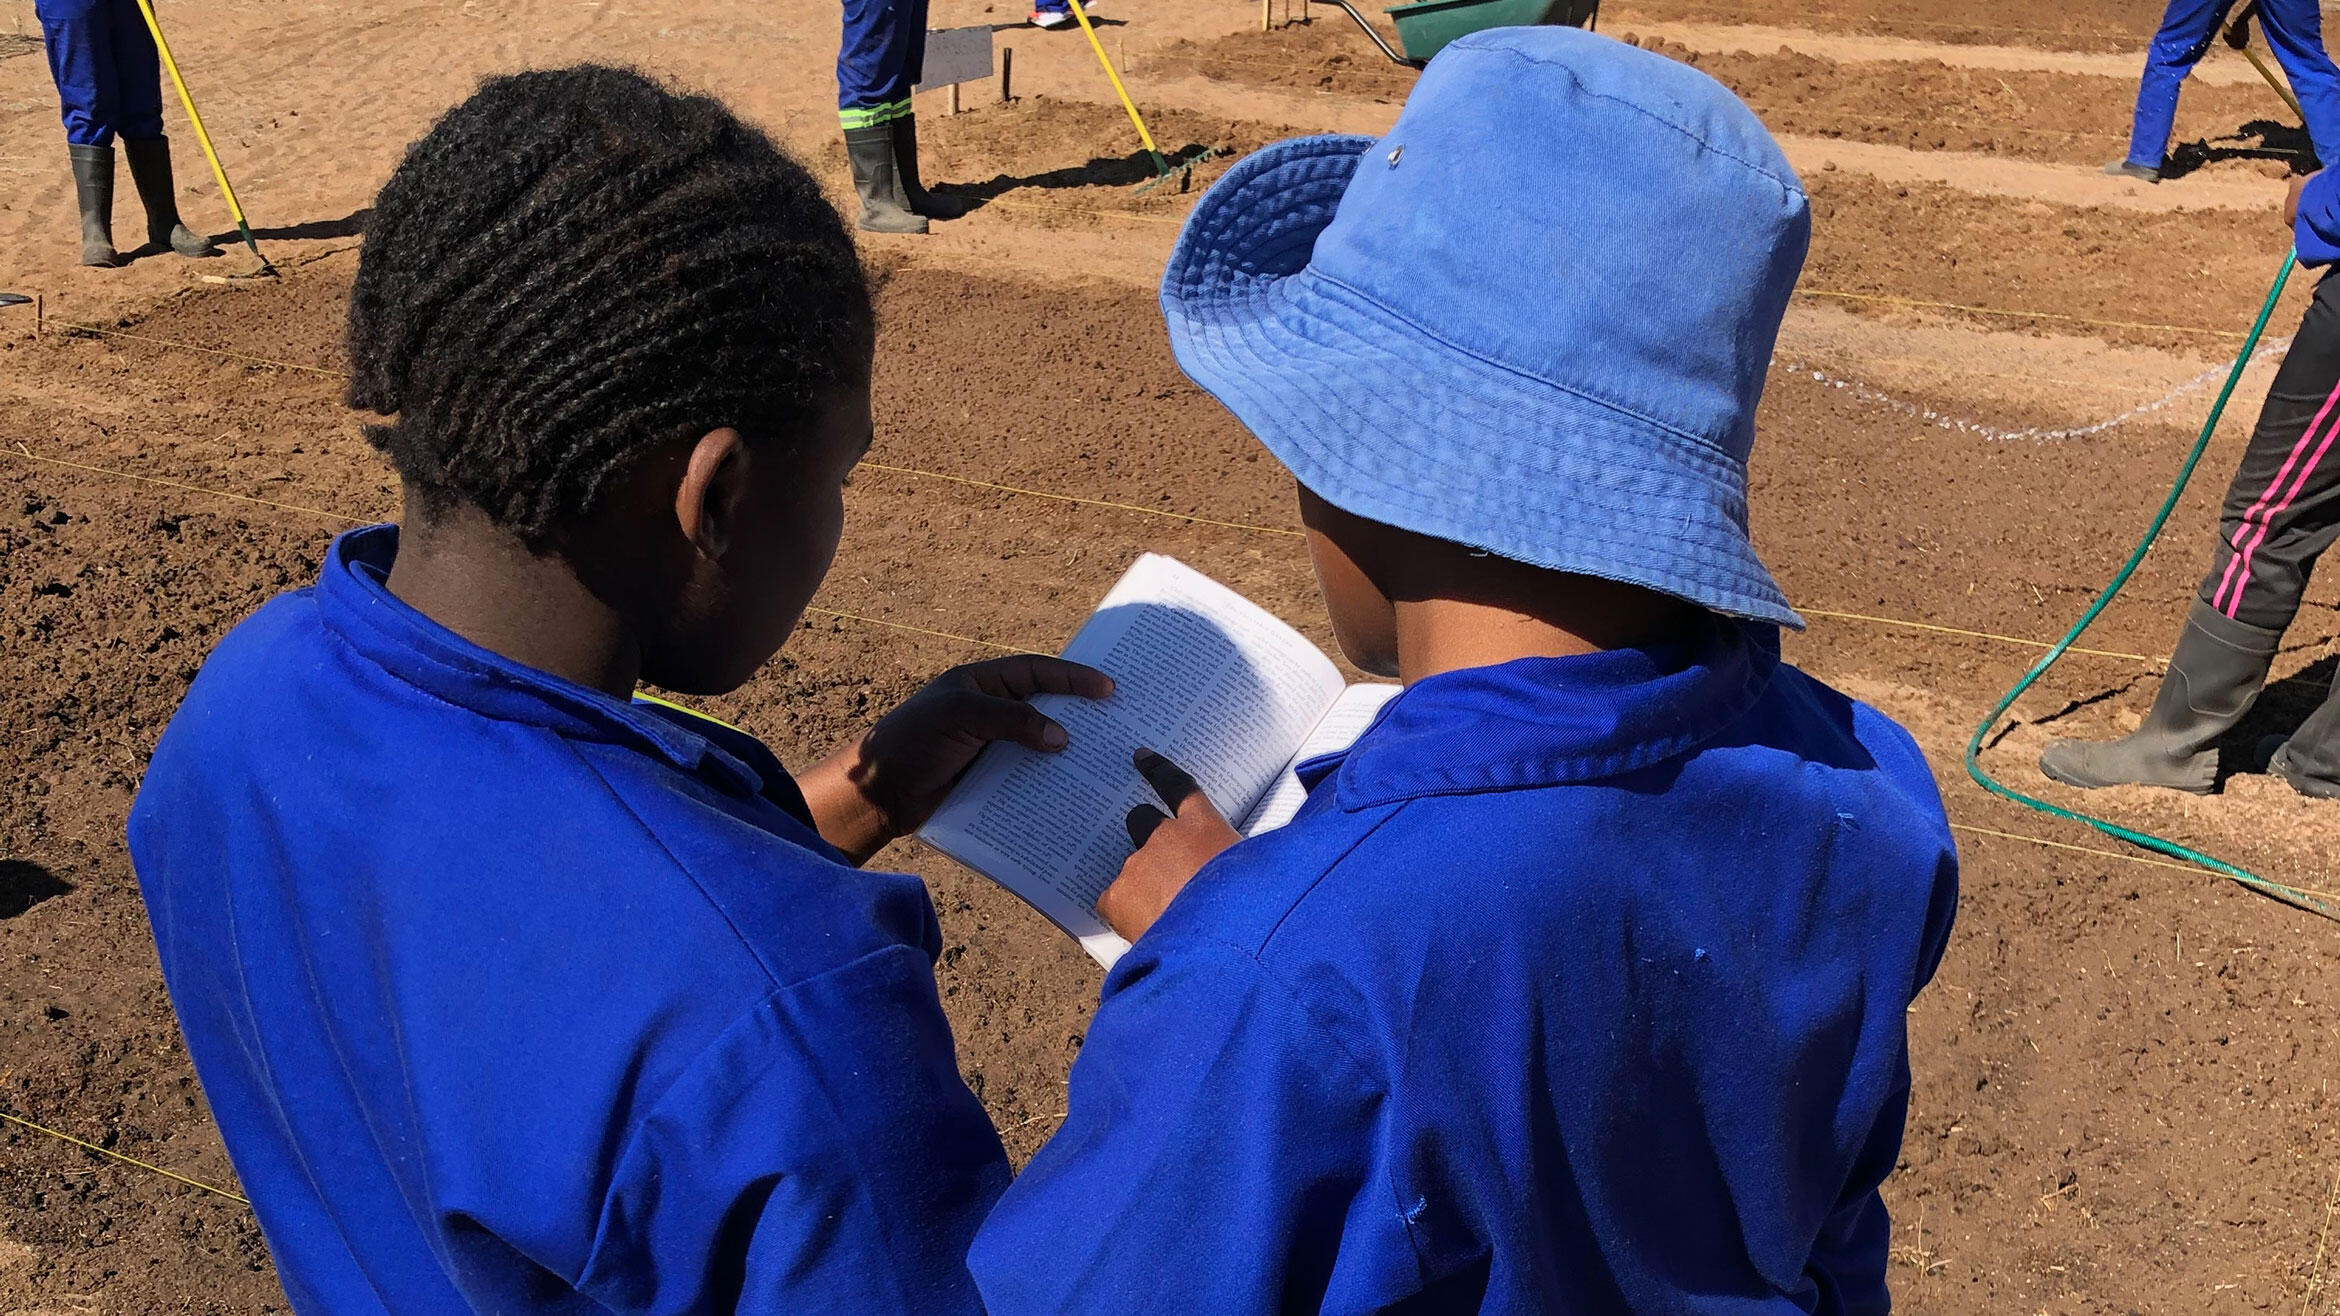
left=836, top=0, right=928, bottom=130
left=2124, top=0, right=2340, bottom=170
left=34, top=0, right=165, bottom=146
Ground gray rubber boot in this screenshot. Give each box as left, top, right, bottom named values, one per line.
left=68, top=143, right=124, bottom=268
left=2038, top=601, right=2282, bottom=793
left=845, top=125, right=927, bottom=234
left=123, top=137, right=220, bottom=258
left=2268, top=680, right=2340, bottom=799
left=890, top=115, right=967, bottom=220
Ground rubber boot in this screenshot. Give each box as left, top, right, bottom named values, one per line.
left=891, top=115, right=967, bottom=220
left=2102, top=159, right=2161, bottom=183
left=2267, top=680, right=2340, bottom=799
left=845, top=125, right=926, bottom=235
left=68, top=144, right=124, bottom=269
left=2038, top=601, right=2282, bottom=793
left=123, top=137, right=220, bottom=258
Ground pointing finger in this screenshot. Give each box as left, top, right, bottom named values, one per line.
left=1133, top=748, right=1206, bottom=815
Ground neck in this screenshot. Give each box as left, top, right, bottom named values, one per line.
left=385, top=498, right=643, bottom=701
left=1388, top=567, right=1701, bottom=683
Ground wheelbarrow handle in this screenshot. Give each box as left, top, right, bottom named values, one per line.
left=1324, top=0, right=1424, bottom=67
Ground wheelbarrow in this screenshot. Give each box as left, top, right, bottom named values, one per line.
left=1323, top=0, right=1598, bottom=69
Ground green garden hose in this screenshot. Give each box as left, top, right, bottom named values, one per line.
left=1964, top=249, right=2340, bottom=923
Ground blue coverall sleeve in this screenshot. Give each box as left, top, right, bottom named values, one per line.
left=968, top=938, right=1399, bottom=1314
left=1796, top=1054, right=1911, bottom=1316
left=2296, top=170, right=2340, bottom=267
left=572, top=944, right=1007, bottom=1316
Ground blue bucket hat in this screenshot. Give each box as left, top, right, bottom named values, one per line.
left=1161, top=26, right=1809, bottom=627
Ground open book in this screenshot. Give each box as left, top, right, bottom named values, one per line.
left=919, top=555, right=1400, bottom=969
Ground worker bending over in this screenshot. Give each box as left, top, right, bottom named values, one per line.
left=34, top=0, right=215, bottom=266
left=838, top=0, right=965, bottom=233
left=2109, top=0, right=2340, bottom=182
left=2042, top=172, right=2340, bottom=799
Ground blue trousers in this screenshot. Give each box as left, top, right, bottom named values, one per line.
left=35, top=0, right=165, bottom=147
left=2126, top=0, right=2340, bottom=170
left=837, top=0, right=927, bottom=128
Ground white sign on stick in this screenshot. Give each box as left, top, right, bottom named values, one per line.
left=915, top=26, right=995, bottom=94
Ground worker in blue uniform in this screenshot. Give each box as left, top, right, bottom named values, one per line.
left=34, top=0, right=216, bottom=265
left=838, top=0, right=967, bottom=233
left=128, top=67, right=1111, bottom=1313
left=2109, top=0, right=2340, bottom=182
left=970, top=30, right=1959, bottom=1314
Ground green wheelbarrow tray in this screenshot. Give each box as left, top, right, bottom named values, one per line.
left=1323, top=0, right=1597, bottom=68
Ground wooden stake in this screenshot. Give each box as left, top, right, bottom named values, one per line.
left=1000, top=46, right=1013, bottom=102
left=1261, top=0, right=1271, bottom=30
left=948, top=81, right=960, bottom=115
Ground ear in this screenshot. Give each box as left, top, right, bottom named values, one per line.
left=675, top=427, right=749, bottom=560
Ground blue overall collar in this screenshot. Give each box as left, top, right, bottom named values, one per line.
left=1318, top=617, right=1780, bottom=810
left=314, top=525, right=767, bottom=799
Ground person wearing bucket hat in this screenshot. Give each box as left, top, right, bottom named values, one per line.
left=967, top=28, right=1959, bottom=1316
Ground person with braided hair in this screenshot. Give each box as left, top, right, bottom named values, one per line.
left=126, top=65, right=1111, bottom=1314
left=33, top=0, right=217, bottom=265
left=839, top=0, right=968, bottom=232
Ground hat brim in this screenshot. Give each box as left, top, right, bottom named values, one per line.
left=1160, top=135, right=1803, bottom=630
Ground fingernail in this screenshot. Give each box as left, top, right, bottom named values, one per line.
left=1041, top=723, right=1069, bottom=749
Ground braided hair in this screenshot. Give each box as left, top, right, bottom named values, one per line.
left=348, top=65, right=870, bottom=544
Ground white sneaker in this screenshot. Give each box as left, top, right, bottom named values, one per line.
left=1030, top=8, right=1074, bottom=27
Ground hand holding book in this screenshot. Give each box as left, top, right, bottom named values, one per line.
left=1100, top=748, right=1240, bottom=942
left=797, top=655, right=1115, bottom=866
left=919, top=556, right=1401, bottom=968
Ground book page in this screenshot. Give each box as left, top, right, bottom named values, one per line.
left=919, top=555, right=1347, bottom=968
left=1237, top=682, right=1402, bottom=836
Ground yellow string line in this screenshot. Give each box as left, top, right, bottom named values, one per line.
left=857, top=461, right=1305, bottom=537
left=3, top=443, right=1026, bottom=654
left=980, top=196, right=1190, bottom=226
left=1801, top=608, right=2155, bottom=663
left=1796, top=289, right=2257, bottom=339
left=19, top=445, right=2340, bottom=971
left=802, top=605, right=1026, bottom=652
left=7, top=438, right=2164, bottom=668
left=860, top=466, right=2166, bottom=661
left=1946, top=822, right=2340, bottom=902
left=5, top=443, right=368, bottom=524
left=1, top=1110, right=250, bottom=1206
left=43, top=319, right=347, bottom=377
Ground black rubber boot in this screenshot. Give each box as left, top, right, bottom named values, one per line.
left=69, top=143, right=124, bottom=268
left=891, top=115, right=967, bottom=220
left=2038, top=601, right=2282, bottom=792
left=845, top=125, right=927, bottom=235
left=123, top=137, right=220, bottom=258
left=2267, top=680, right=2340, bottom=799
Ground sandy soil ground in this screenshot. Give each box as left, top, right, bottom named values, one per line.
left=4, top=2, right=2340, bottom=1315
